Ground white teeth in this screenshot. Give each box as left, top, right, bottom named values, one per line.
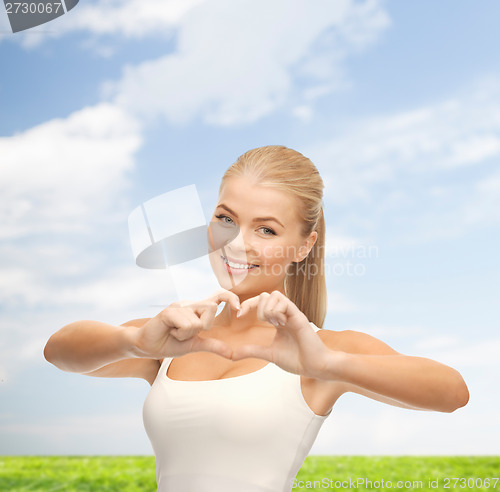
left=223, top=256, right=257, bottom=269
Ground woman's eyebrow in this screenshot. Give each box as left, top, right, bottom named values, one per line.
left=216, top=203, right=285, bottom=228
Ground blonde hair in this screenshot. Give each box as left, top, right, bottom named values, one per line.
left=219, top=145, right=327, bottom=328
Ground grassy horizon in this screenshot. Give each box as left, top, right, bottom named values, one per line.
left=0, top=455, right=498, bottom=491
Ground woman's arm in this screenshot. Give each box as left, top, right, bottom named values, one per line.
left=232, top=291, right=469, bottom=413
left=43, top=320, right=144, bottom=374
left=318, top=330, right=470, bottom=413
left=44, top=288, right=241, bottom=376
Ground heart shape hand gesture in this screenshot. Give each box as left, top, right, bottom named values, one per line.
left=133, top=288, right=332, bottom=379
left=231, top=290, right=332, bottom=379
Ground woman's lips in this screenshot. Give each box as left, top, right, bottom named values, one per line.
left=220, top=255, right=259, bottom=274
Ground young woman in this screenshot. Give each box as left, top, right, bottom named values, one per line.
left=44, top=145, right=469, bottom=492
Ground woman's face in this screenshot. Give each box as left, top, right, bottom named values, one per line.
left=208, top=176, right=317, bottom=299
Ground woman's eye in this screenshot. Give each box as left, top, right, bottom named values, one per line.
left=260, top=227, right=276, bottom=236
left=215, top=214, right=234, bottom=225
left=215, top=214, right=276, bottom=236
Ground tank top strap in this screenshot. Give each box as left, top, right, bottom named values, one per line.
left=154, top=356, right=172, bottom=383
left=309, top=321, right=321, bottom=332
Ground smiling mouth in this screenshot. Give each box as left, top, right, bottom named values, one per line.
left=220, top=255, right=259, bottom=270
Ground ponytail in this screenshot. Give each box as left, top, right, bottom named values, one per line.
left=285, top=208, right=327, bottom=328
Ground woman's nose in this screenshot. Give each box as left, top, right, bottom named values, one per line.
left=227, top=228, right=256, bottom=256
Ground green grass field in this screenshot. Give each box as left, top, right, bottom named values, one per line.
left=0, top=456, right=498, bottom=491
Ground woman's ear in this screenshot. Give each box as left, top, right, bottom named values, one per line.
left=293, top=231, right=317, bottom=262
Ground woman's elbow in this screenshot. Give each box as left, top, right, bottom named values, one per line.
left=43, top=333, right=61, bottom=365
left=446, top=375, right=470, bottom=413
left=43, top=337, right=55, bottom=363
left=455, top=380, right=470, bottom=410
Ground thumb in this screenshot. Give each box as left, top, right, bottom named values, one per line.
left=231, top=343, right=273, bottom=362
left=191, top=335, right=233, bottom=360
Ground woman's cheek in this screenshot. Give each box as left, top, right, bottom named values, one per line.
left=262, top=242, right=291, bottom=260
left=257, top=256, right=290, bottom=278
left=261, top=245, right=276, bottom=259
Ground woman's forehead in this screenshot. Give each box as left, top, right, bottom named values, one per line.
left=217, top=179, right=299, bottom=222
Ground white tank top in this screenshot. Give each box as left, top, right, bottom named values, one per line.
left=142, top=322, right=332, bottom=492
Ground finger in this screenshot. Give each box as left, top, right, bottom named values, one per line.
left=231, top=343, right=273, bottom=362
left=261, top=292, right=282, bottom=325
left=189, top=300, right=215, bottom=316
left=169, top=310, right=203, bottom=341
left=198, top=302, right=218, bottom=331
left=206, top=288, right=241, bottom=312
left=237, top=294, right=263, bottom=318
left=190, top=335, right=233, bottom=360
left=160, top=304, right=186, bottom=326
left=256, top=292, right=272, bottom=323
left=270, top=297, right=289, bottom=325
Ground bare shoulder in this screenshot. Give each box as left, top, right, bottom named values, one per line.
left=316, top=328, right=401, bottom=355
left=83, top=317, right=162, bottom=385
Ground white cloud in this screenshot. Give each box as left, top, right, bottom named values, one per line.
left=341, top=323, right=425, bottom=339
left=0, top=412, right=141, bottom=438
left=2, top=1, right=390, bottom=126
left=326, top=290, right=357, bottom=314
left=0, top=0, right=206, bottom=48
left=414, top=335, right=460, bottom=351
left=0, top=102, right=144, bottom=385
left=56, top=266, right=172, bottom=311
left=462, top=169, right=500, bottom=227
left=313, top=398, right=497, bottom=454
left=335, top=324, right=429, bottom=356
left=0, top=263, right=183, bottom=370
left=0, top=411, right=152, bottom=454
left=446, top=134, right=500, bottom=167
left=65, top=0, right=205, bottom=37
left=323, top=231, right=380, bottom=298
left=325, top=231, right=365, bottom=255
left=324, top=231, right=379, bottom=260
left=311, top=79, right=500, bottom=199
left=307, top=78, right=500, bottom=241
left=0, top=102, right=142, bottom=240
left=292, top=105, right=314, bottom=123
left=106, top=0, right=390, bottom=126
left=330, top=324, right=499, bottom=371
left=330, top=326, right=500, bottom=371
left=418, top=338, right=500, bottom=369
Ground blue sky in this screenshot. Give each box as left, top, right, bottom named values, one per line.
left=1, top=0, right=499, bottom=456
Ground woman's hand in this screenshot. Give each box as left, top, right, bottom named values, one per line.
left=132, top=289, right=240, bottom=360
left=231, top=290, right=333, bottom=378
